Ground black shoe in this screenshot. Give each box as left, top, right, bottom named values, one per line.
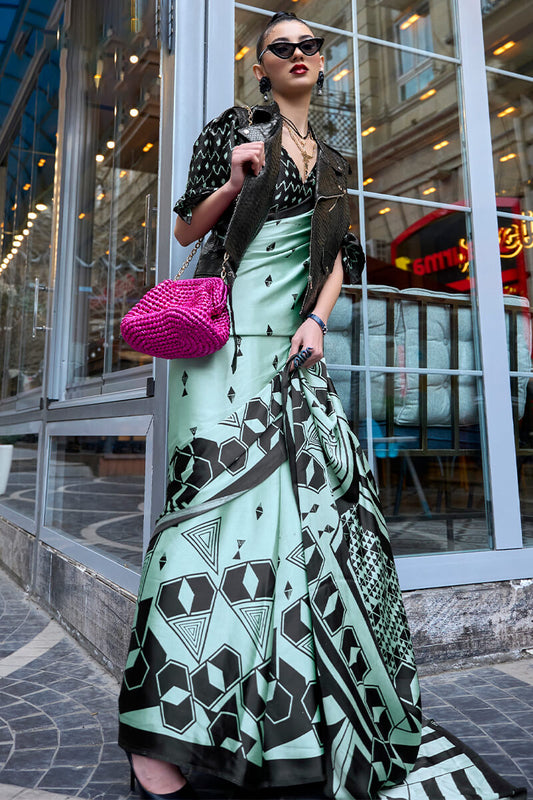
left=127, top=752, right=196, bottom=799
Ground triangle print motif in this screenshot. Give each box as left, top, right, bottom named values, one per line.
left=182, top=517, right=221, bottom=573
left=170, top=613, right=210, bottom=661
left=232, top=602, right=273, bottom=656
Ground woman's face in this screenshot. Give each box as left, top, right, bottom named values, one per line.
left=256, top=19, right=324, bottom=98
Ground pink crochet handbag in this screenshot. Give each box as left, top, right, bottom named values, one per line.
left=120, top=241, right=230, bottom=359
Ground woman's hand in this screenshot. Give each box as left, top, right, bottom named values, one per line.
left=228, top=142, right=266, bottom=194
left=174, top=142, right=265, bottom=246
left=288, top=318, right=324, bottom=371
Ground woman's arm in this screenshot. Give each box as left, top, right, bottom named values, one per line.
left=288, top=250, right=344, bottom=368
left=174, top=142, right=266, bottom=246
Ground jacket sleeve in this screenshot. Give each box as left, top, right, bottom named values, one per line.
left=173, top=108, right=239, bottom=223
left=341, top=231, right=366, bottom=284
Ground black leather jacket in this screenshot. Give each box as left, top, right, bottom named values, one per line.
left=186, top=103, right=365, bottom=318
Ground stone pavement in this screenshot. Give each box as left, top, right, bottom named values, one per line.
left=0, top=565, right=530, bottom=800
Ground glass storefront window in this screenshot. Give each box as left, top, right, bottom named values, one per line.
left=45, top=435, right=145, bottom=570
left=0, top=432, right=39, bottom=523
left=482, top=1, right=533, bottom=546
left=0, top=46, right=59, bottom=399
left=235, top=0, right=353, bottom=32
left=482, top=0, right=533, bottom=79
left=357, top=0, right=457, bottom=61
left=67, top=0, right=160, bottom=388
left=360, top=42, right=464, bottom=204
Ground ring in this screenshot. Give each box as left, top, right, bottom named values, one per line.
left=294, top=346, right=312, bottom=368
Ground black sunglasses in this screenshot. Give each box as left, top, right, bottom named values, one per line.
left=259, top=37, right=324, bottom=62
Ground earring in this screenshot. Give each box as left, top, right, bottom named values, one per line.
left=259, top=76, right=271, bottom=101
left=317, top=70, right=324, bottom=96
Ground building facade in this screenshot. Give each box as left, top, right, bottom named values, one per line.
left=0, top=0, right=532, bottom=673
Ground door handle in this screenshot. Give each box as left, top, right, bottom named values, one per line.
left=32, top=277, right=50, bottom=338
left=143, top=193, right=158, bottom=285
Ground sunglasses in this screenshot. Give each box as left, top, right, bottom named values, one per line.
left=259, top=37, right=324, bottom=62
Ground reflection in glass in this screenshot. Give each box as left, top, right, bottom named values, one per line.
left=67, top=0, right=160, bottom=386
left=484, top=66, right=533, bottom=544
left=482, top=0, right=533, bottom=79
left=357, top=0, right=457, bottom=60
left=0, top=44, right=59, bottom=398
left=45, top=435, right=145, bottom=570
left=0, top=433, right=39, bottom=522
left=359, top=42, right=464, bottom=203
left=235, top=10, right=357, bottom=185
left=486, top=73, right=533, bottom=221
left=236, top=0, right=353, bottom=32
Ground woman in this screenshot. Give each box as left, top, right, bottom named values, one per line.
left=118, top=11, right=465, bottom=800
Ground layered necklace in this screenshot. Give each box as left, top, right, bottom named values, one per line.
left=281, top=115, right=316, bottom=181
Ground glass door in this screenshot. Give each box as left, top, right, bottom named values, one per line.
left=0, top=38, right=60, bottom=406
left=65, top=0, right=161, bottom=393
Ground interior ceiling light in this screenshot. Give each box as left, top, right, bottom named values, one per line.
left=497, top=106, right=516, bottom=117
left=142, top=142, right=154, bottom=152
left=500, top=152, right=517, bottom=162
left=129, top=54, right=139, bottom=64
left=363, top=177, right=374, bottom=186
left=423, top=186, right=436, bottom=195
left=13, top=241, right=21, bottom=247
left=362, top=126, right=376, bottom=137
left=120, top=169, right=127, bottom=178
left=420, top=88, right=436, bottom=101
left=122, top=235, right=130, bottom=242
left=95, top=154, right=105, bottom=163
left=493, top=40, right=515, bottom=56
left=28, top=211, right=37, bottom=219
left=15, top=234, right=24, bottom=241
left=35, top=203, right=48, bottom=211
left=22, top=183, right=31, bottom=191
left=433, top=140, right=449, bottom=150
left=23, top=229, right=29, bottom=235
left=38, top=158, right=46, bottom=167
left=7, top=254, right=13, bottom=260
left=107, top=140, right=116, bottom=149
left=379, top=207, right=391, bottom=215
left=78, top=212, right=86, bottom=219
left=97, top=192, right=105, bottom=200
left=235, top=46, right=250, bottom=61
left=400, top=13, right=420, bottom=31
left=333, top=68, right=350, bottom=82
left=129, top=107, right=139, bottom=117
left=27, top=221, right=33, bottom=228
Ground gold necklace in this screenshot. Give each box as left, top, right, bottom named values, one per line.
left=283, top=122, right=316, bottom=181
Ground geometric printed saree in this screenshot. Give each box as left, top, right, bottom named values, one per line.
left=118, top=211, right=524, bottom=800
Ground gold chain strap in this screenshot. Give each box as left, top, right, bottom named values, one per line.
left=174, top=237, right=204, bottom=279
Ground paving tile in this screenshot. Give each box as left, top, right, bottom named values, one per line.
left=0, top=769, right=46, bottom=787
left=9, top=715, right=54, bottom=733
left=502, top=739, right=533, bottom=759
left=470, top=684, right=516, bottom=700
left=432, top=718, right=485, bottom=738
left=53, top=744, right=101, bottom=767
left=513, top=710, right=533, bottom=729
left=59, top=727, right=103, bottom=746
left=484, top=696, right=533, bottom=714
left=38, top=765, right=95, bottom=788
left=479, top=721, right=533, bottom=740
left=4, top=749, right=56, bottom=770
left=14, top=730, right=59, bottom=750
left=463, top=706, right=513, bottom=725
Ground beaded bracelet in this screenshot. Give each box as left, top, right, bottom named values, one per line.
left=307, top=313, right=328, bottom=335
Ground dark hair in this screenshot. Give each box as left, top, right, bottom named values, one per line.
left=256, top=11, right=313, bottom=61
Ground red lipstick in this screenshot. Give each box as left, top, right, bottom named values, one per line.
left=290, top=64, right=308, bottom=74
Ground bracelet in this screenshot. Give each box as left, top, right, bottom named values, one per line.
left=307, top=313, right=328, bottom=335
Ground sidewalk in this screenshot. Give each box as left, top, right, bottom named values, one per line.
left=0, top=565, right=530, bottom=800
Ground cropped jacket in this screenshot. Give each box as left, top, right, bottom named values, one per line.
left=174, top=102, right=365, bottom=319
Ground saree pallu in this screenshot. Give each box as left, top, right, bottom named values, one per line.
left=118, top=212, right=521, bottom=799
